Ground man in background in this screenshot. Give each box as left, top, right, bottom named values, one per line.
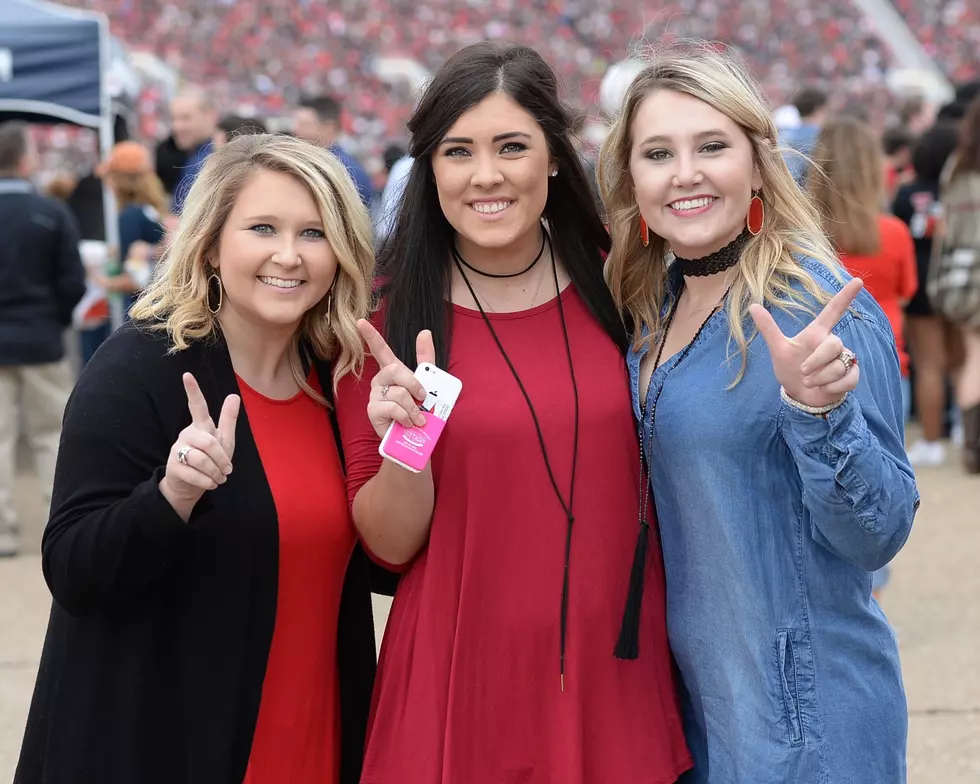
left=0, top=122, right=86, bottom=557
left=292, top=95, right=373, bottom=208
left=170, top=86, right=218, bottom=214
left=780, top=87, right=829, bottom=186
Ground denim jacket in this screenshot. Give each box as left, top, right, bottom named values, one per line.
left=628, top=258, right=918, bottom=784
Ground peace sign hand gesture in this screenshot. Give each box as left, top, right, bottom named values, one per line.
left=357, top=320, right=436, bottom=439
left=749, top=278, right=864, bottom=410
left=159, top=373, right=241, bottom=521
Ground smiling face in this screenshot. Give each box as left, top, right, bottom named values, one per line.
left=630, top=89, right=761, bottom=259
left=213, top=168, right=337, bottom=335
left=431, top=91, right=554, bottom=255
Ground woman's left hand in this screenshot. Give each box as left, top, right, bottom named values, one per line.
left=749, top=278, right=864, bottom=409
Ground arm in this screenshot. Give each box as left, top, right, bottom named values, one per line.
left=336, top=357, right=434, bottom=567
left=41, top=335, right=193, bottom=616
left=54, top=205, right=86, bottom=325
left=780, top=309, right=919, bottom=571
left=898, top=223, right=918, bottom=306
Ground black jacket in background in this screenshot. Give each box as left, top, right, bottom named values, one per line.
left=0, top=179, right=86, bottom=366
left=15, top=322, right=392, bottom=784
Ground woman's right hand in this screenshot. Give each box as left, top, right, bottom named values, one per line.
left=357, top=320, right=436, bottom=439
left=159, top=373, right=240, bottom=520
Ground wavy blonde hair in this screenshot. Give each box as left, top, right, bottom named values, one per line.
left=130, top=133, right=374, bottom=399
left=808, top=117, right=884, bottom=256
left=108, top=170, right=170, bottom=216
left=598, top=42, right=843, bottom=383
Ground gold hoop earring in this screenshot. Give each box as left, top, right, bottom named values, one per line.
left=207, top=273, right=223, bottom=315
left=325, top=290, right=332, bottom=326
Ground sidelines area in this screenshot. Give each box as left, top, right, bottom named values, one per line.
left=1, top=441, right=977, bottom=781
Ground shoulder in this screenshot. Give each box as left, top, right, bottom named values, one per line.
left=879, top=214, right=911, bottom=241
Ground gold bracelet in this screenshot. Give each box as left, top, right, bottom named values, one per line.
left=780, top=386, right=848, bottom=416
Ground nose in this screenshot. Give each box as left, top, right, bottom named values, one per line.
left=271, top=241, right=302, bottom=269
left=672, top=151, right=703, bottom=189
left=471, top=151, right=504, bottom=189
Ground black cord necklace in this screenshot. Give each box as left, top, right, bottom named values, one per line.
left=670, top=229, right=749, bottom=278
left=453, top=229, right=580, bottom=691
left=616, top=279, right=732, bottom=659
left=453, top=229, right=547, bottom=279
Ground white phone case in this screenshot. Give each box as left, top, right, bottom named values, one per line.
left=379, top=363, right=463, bottom=472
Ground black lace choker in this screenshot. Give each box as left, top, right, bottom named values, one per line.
left=671, top=229, right=750, bottom=277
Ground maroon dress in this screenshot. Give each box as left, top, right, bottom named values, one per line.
left=336, top=287, right=691, bottom=784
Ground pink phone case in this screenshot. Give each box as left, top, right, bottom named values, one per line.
left=381, top=416, right=448, bottom=472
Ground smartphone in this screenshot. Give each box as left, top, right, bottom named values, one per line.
left=379, top=363, right=463, bottom=473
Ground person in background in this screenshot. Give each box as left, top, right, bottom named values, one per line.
left=882, top=126, right=916, bottom=204
left=892, top=122, right=963, bottom=466
left=600, top=44, right=916, bottom=783
left=213, top=115, right=269, bottom=149
left=0, top=121, right=86, bottom=558
left=94, top=141, right=170, bottom=314
left=170, top=85, right=218, bottom=214
left=897, top=95, right=936, bottom=138
left=15, top=134, right=382, bottom=784
left=780, top=86, right=829, bottom=186
left=936, top=98, right=980, bottom=473
left=374, top=153, right=413, bottom=245
left=154, top=133, right=188, bottom=203
left=809, top=116, right=919, bottom=598
left=292, top=95, right=373, bottom=209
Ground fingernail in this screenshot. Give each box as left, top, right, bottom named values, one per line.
left=224, top=465, right=232, bottom=475
left=416, top=414, right=426, bottom=427
left=219, top=475, right=227, bottom=484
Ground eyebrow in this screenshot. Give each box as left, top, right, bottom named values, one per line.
left=243, top=214, right=323, bottom=226
left=439, top=131, right=533, bottom=145
left=638, top=129, right=731, bottom=146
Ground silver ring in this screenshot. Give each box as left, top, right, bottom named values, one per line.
left=177, top=445, right=192, bottom=465
left=837, top=348, right=858, bottom=373
left=381, top=384, right=390, bottom=401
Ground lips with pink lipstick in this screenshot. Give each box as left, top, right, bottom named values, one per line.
left=468, top=198, right=515, bottom=220
left=668, top=195, right=718, bottom=217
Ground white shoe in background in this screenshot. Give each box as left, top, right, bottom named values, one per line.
left=906, top=440, right=946, bottom=467
left=951, top=424, right=965, bottom=448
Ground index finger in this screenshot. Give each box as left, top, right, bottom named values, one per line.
left=357, top=319, right=399, bottom=368
left=813, top=278, right=864, bottom=332
left=182, top=372, right=215, bottom=430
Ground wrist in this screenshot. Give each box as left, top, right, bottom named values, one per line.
left=780, top=386, right=848, bottom=417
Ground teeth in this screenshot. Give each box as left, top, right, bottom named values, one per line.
left=671, top=197, right=714, bottom=211
left=471, top=201, right=513, bottom=214
left=258, top=276, right=303, bottom=288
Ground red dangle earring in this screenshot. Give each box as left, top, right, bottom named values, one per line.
left=639, top=214, right=650, bottom=247
left=747, top=192, right=765, bottom=236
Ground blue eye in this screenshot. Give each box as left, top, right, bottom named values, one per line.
left=646, top=149, right=670, bottom=162
left=702, top=142, right=728, bottom=154
left=302, top=228, right=326, bottom=239
left=249, top=224, right=274, bottom=234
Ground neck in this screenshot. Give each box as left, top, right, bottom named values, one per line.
left=454, top=225, right=543, bottom=277
left=219, top=311, right=298, bottom=390
left=673, top=226, right=745, bottom=305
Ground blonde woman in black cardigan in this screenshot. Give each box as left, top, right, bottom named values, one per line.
left=16, top=134, right=387, bottom=784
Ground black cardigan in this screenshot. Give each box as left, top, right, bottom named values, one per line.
left=15, top=322, right=390, bottom=784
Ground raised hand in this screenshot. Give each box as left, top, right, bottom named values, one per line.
left=357, top=320, right=436, bottom=439
left=749, top=278, right=864, bottom=410
left=160, top=373, right=240, bottom=519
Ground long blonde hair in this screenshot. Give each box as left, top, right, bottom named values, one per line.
left=598, top=42, right=842, bottom=384
left=130, top=133, right=375, bottom=398
left=808, top=117, right=883, bottom=256
left=108, top=170, right=169, bottom=216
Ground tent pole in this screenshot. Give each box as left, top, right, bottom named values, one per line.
left=96, top=12, right=122, bottom=332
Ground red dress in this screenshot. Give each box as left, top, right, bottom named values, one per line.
left=336, top=288, right=691, bottom=784
left=239, top=375, right=356, bottom=784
